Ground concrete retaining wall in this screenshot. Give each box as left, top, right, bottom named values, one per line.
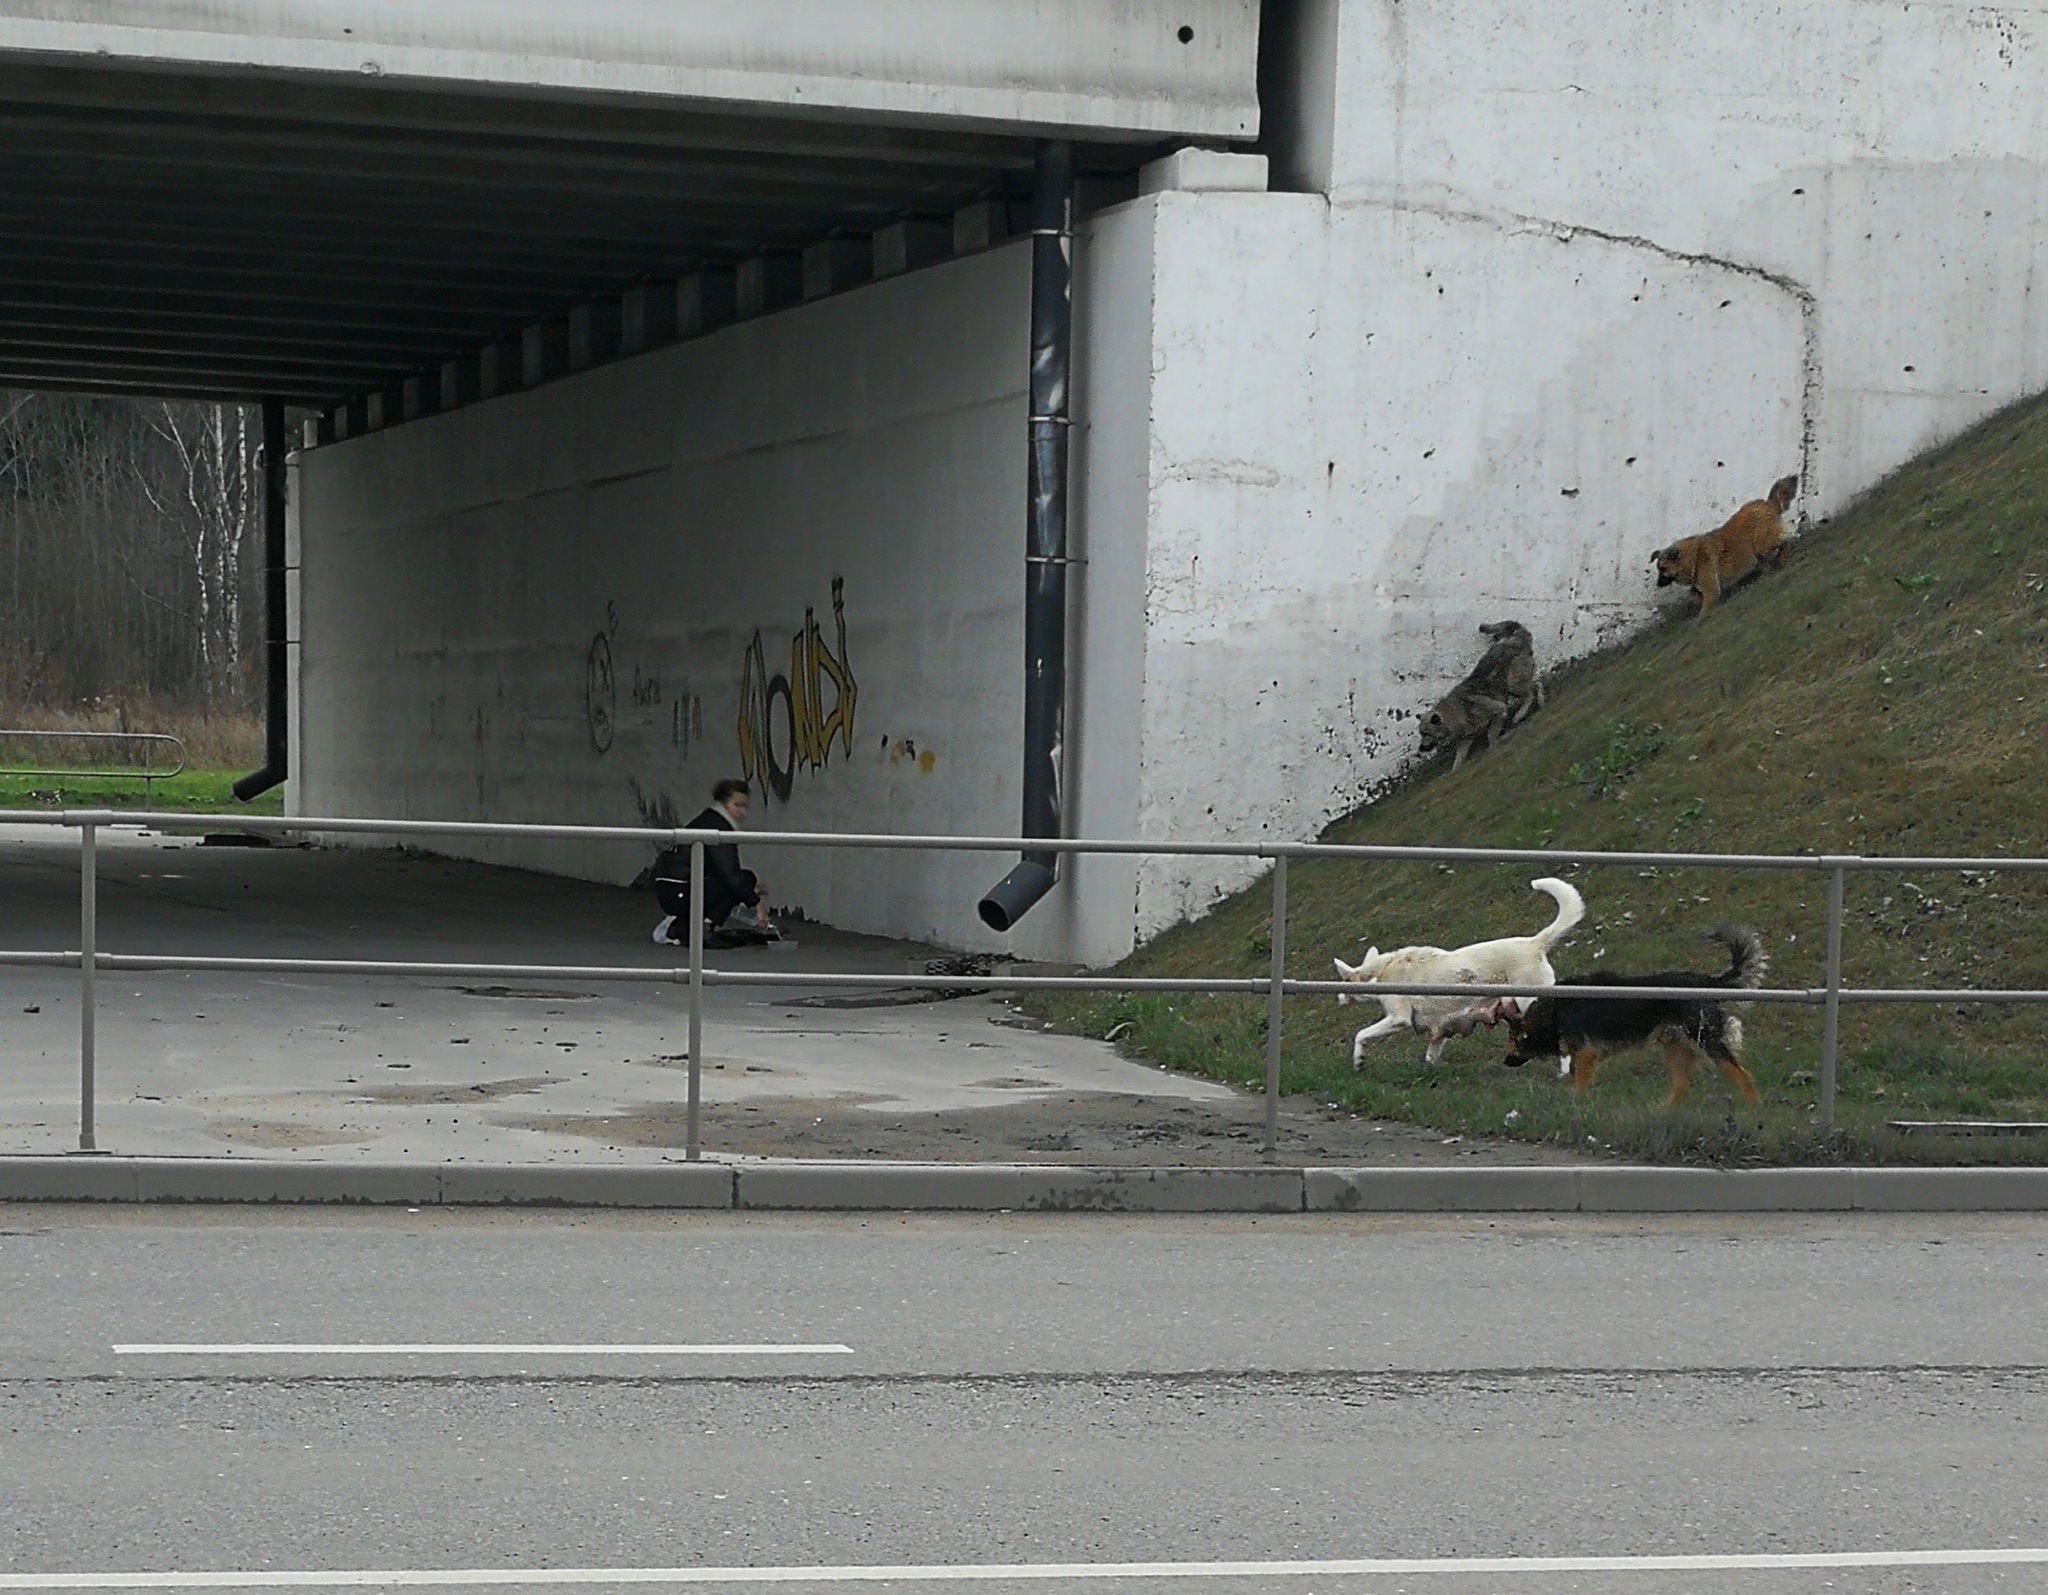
left=298, top=244, right=1114, bottom=958
left=1117, top=0, right=2048, bottom=934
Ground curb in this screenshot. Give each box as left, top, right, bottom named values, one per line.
left=2, top=1159, right=2046, bottom=1212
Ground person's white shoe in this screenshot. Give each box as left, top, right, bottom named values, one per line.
left=651, top=915, right=675, bottom=945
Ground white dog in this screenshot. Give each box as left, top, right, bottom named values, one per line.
left=1333, top=877, right=1585, bottom=1068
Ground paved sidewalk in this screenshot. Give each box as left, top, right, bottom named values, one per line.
left=1, top=823, right=1564, bottom=1168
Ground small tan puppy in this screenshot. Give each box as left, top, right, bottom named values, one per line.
left=1652, top=474, right=1797, bottom=614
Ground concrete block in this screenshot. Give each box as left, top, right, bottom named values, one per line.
left=1579, top=1166, right=1856, bottom=1212
left=478, top=340, right=521, bottom=398
left=438, top=1164, right=733, bottom=1208
left=1023, top=1166, right=1304, bottom=1213
left=679, top=268, right=737, bottom=336
left=522, top=319, right=569, bottom=386
left=1139, top=148, right=1269, bottom=195
left=737, top=1162, right=1038, bottom=1210
left=439, top=353, right=479, bottom=410
left=803, top=236, right=872, bottom=300
left=0, top=1156, right=140, bottom=1202
left=951, top=199, right=1006, bottom=255
left=1853, top=1168, right=2048, bottom=1211
left=621, top=282, right=678, bottom=353
left=569, top=300, right=622, bottom=370
left=1306, top=1167, right=1578, bottom=1212
left=736, top=252, right=803, bottom=319
left=134, top=1160, right=442, bottom=1206
left=873, top=218, right=951, bottom=277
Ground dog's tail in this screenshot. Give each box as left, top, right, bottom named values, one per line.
left=1705, top=923, right=1767, bottom=989
left=1529, top=877, right=1586, bottom=950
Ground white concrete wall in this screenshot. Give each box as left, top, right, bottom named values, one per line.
left=297, top=243, right=1139, bottom=959
left=1114, top=0, right=2048, bottom=936
left=1324, top=0, right=2048, bottom=521
left=1124, top=189, right=1801, bottom=928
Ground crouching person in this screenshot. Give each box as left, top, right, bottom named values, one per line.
left=651, top=778, right=775, bottom=947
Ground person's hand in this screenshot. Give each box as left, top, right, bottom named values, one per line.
left=753, top=904, right=770, bottom=928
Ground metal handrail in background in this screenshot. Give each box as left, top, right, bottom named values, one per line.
left=0, top=731, right=186, bottom=805
left=2, top=807, right=2045, bottom=1161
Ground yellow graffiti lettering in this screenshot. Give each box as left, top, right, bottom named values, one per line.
left=735, top=577, right=857, bottom=805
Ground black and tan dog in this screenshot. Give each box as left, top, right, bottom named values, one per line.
left=1498, top=925, right=1766, bottom=1103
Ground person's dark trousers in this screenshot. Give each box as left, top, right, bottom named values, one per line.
left=650, top=806, right=759, bottom=937
left=656, top=878, right=747, bottom=929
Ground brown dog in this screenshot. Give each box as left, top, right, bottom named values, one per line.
left=1653, top=474, right=1797, bottom=613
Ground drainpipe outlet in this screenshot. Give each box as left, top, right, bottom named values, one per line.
left=977, top=857, right=1058, bottom=933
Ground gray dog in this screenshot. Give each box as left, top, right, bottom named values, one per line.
left=1418, top=620, right=1543, bottom=770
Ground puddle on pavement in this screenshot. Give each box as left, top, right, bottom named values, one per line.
left=359, top=1075, right=560, bottom=1105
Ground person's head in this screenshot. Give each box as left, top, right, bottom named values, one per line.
left=712, top=777, right=750, bottom=825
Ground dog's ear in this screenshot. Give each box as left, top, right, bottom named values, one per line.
left=1363, top=946, right=1378, bottom=962
left=1771, top=473, right=1799, bottom=506
left=1332, top=957, right=1356, bottom=978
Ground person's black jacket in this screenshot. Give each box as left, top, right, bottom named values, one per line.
left=651, top=807, right=759, bottom=924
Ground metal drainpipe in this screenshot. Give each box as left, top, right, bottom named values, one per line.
left=233, top=397, right=289, bottom=802
left=979, top=139, right=1074, bottom=933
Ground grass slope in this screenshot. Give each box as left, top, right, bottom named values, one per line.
left=1038, top=393, right=2048, bottom=1164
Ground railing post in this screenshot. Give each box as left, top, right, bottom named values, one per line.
left=1264, top=853, right=1287, bottom=1163
left=686, top=838, right=705, bottom=1163
left=1818, top=863, right=1845, bottom=1135
left=77, top=820, right=97, bottom=1154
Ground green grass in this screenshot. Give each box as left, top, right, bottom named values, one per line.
left=1033, top=392, right=2048, bottom=1165
left=0, top=768, right=284, bottom=815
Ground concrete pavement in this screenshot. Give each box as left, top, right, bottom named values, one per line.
left=0, top=1206, right=2043, bottom=1591
left=2, top=823, right=1536, bottom=1168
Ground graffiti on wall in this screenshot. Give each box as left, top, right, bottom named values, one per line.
left=737, top=576, right=858, bottom=803
left=585, top=602, right=618, bottom=753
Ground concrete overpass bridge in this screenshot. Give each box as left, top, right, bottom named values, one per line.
left=8, top=3, right=2047, bottom=964
left=0, top=2, right=1257, bottom=403
left=0, top=2, right=1264, bottom=952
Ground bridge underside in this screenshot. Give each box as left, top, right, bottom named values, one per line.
left=0, top=4, right=1259, bottom=406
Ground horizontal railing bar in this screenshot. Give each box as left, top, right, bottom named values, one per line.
left=2, top=808, right=2045, bottom=874
left=7, top=947, right=2048, bottom=1005
left=0, top=730, right=187, bottom=781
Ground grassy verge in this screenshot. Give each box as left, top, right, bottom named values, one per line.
left=0, top=769, right=285, bottom=815
left=1031, top=392, right=2048, bottom=1166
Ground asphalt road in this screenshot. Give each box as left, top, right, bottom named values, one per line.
left=1, top=1207, right=2044, bottom=1594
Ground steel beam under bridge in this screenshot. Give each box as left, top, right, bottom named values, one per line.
left=0, top=0, right=1260, bottom=404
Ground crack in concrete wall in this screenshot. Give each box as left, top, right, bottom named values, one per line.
left=1349, top=194, right=1824, bottom=515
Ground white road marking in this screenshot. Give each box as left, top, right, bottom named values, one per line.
left=1, top=1548, right=2044, bottom=1587
left=110, top=1343, right=854, bottom=1357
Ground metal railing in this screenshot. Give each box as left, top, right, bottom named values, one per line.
left=0, top=730, right=186, bottom=801
left=3, top=807, right=2046, bottom=1160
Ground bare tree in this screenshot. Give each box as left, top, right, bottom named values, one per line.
left=1, top=389, right=267, bottom=714
left=139, top=401, right=259, bottom=698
